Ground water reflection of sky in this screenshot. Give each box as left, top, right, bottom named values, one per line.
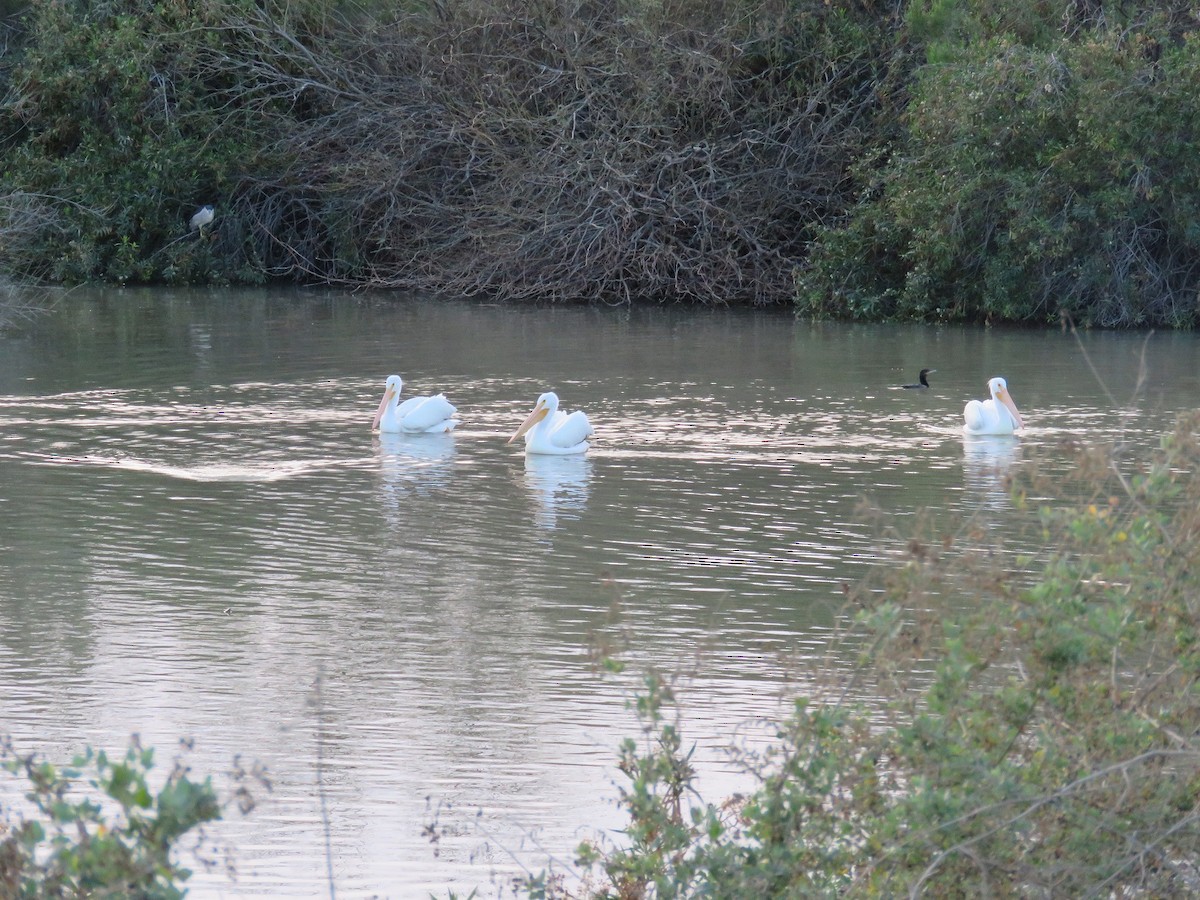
left=0, top=291, right=1197, bottom=896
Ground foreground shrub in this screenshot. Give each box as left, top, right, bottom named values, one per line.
left=549, top=412, right=1200, bottom=896
left=0, top=737, right=265, bottom=898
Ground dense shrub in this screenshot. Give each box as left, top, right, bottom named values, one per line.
left=202, top=0, right=898, bottom=302
left=0, top=0, right=898, bottom=301
left=0, top=0, right=289, bottom=284
left=549, top=412, right=1200, bottom=896
left=799, top=3, right=1200, bottom=327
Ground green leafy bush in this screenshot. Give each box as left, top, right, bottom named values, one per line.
left=0, top=0, right=286, bottom=284
left=0, top=738, right=225, bottom=898
left=799, top=5, right=1200, bottom=327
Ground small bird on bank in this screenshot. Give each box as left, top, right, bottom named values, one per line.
left=190, top=204, right=215, bottom=236
left=902, top=368, right=936, bottom=389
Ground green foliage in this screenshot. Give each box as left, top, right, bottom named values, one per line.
left=800, top=6, right=1200, bottom=327
left=555, top=412, right=1200, bottom=896
left=0, top=739, right=222, bottom=898
left=905, top=0, right=1069, bottom=62
left=566, top=672, right=700, bottom=896
left=0, top=0, right=283, bottom=283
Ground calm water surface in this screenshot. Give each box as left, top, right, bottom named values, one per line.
left=1, top=288, right=1198, bottom=897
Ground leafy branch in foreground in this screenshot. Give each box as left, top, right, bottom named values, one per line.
left=0, top=737, right=269, bottom=899
left=537, top=412, right=1200, bottom=897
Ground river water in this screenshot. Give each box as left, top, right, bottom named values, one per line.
left=0, top=288, right=1196, bottom=897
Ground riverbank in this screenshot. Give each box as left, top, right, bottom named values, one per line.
left=1, top=0, right=1197, bottom=326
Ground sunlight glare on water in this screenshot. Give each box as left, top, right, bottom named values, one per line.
left=2, top=289, right=1199, bottom=896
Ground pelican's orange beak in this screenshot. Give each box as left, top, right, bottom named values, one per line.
left=371, top=385, right=396, bottom=431
left=997, top=387, right=1024, bottom=430
left=508, top=401, right=549, bottom=443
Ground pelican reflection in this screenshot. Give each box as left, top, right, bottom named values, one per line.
left=962, top=435, right=1021, bottom=512
left=524, top=452, right=592, bottom=529
left=376, top=431, right=457, bottom=505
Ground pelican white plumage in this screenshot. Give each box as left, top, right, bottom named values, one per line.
left=371, top=375, right=458, bottom=434
left=508, top=391, right=592, bottom=455
left=963, top=376, right=1024, bottom=435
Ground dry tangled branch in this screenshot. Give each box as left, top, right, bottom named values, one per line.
left=194, top=0, right=885, bottom=303
left=0, top=192, right=76, bottom=325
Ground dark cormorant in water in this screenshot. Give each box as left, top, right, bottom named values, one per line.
left=902, top=368, right=936, bottom=389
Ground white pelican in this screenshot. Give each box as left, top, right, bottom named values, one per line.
left=508, top=391, right=592, bottom=455
left=371, top=375, right=458, bottom=434
left=963, top=376, right=1024, bottom=435
left=902, top=368, right=936, bottom=389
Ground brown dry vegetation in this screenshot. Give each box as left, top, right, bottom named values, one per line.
left=196, top=0, right=892, bottom=304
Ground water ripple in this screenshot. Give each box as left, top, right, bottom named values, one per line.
left=2, top=294, right=1196, bottom=897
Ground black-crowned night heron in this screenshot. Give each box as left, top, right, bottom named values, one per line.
left=190, top=204, right=215, bottom=235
